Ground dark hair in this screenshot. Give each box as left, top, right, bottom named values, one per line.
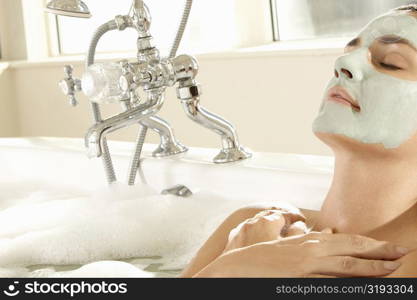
left=395, top=3, right=417, bottom=12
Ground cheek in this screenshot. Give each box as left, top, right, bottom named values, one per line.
left=360, top=77, right=400, bottom=108
left=359, top=75, right=417, bottom=122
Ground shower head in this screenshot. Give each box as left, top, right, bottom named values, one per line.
left=45, top=0, right=91, bottom=18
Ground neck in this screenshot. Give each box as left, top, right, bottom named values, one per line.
left=316, top=148, right=417, bottom=239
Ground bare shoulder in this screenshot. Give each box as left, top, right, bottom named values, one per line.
left=385, top=249, right=417, bottom=278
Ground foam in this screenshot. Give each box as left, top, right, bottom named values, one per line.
left=0, top=181, right=89, bottom=211
left=0, top=261, right=154, bottom=278
left=47, top=261, right=154, bottom=278
left=0, top=182, right=274, bottom=276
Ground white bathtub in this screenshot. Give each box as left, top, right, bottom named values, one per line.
left=0, top=137, right=334, bottom=277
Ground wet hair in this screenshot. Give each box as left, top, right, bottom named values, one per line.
left=395, top=3, right=417, bottom=13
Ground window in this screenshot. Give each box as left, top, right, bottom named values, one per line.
left=55, top=0, right=183, bottom=55
left=272, top=0, right=413, bottom=41
left=51, top=0, right=239, bottom=57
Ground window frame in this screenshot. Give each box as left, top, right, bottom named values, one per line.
left=46, top=0, right=276, bottom=57
left=46, top=14, right=62, bottom=57
left=269, top=0, right=280, bottom=42
left=269, top=0, right=414, bottom=44
left=45, top=0, right=144, bottom=57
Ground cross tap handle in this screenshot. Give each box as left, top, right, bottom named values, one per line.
left=59, top=65, right=82, bottom=107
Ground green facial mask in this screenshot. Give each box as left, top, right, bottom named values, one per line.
left=313, top=11, right=417, bottom=149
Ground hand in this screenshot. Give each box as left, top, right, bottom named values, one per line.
left=195, top=232, right=408, bottom=278
left=224, top=208, right=307, bottom=252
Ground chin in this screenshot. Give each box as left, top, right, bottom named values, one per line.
left=313, top=130, right=417, bottom=160
left=313, top=131, right=356, bottom=151
left=312, top=113, right=359, bottom=151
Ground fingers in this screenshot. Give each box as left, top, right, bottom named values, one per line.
left=310, top=233, right=408, bottom=260
left=246, top=208, right=306, bottom=240
left=247, top=210, right=290, bottom=237
left=281, top=211, right=306, bottom=224
left=283, top=221, right=308, bottom=237
left=283, top=224, right=331, bottom=238
left=276, top=231, right=324, bottom=245
left=321, top=228, right=333, bottom=234
left=310, top=256, right=402, bottom=277
left=309, top=274, right=337, bottom=278
left=265, top=203, right=306, bottom=221
left=249, top=210, right=286, bottom=226
left=252, top=207, right=306, bottom=224
left=225, top=211, right=287, bottom=251
left=277, top=232, right=408, bottom=260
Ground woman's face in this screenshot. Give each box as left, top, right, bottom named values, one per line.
left=313, top=10, right=417, bottom=151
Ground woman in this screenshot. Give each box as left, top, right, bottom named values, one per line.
left=180, top=5, right=417, bottom=278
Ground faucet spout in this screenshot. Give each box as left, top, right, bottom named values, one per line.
left=181, top=97, right=252, bottom=163
left=85, top=89, right=165, bottom=158
left=182, top=98, right=238, bottom=149
left=173, top=55, right=251, bottom=163
left=140, top=116, right=188, bottom=157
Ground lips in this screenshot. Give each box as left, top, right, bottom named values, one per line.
left=326, top=86, right=361, bottom=112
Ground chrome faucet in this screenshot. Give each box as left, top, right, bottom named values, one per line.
left=49, top=0, right=251, bottom=185
left=84, top=87, right=165, bottom=158
left=140, top=116, right=187, bottom=157
left=54, top=0, right=189, bottom=183
left=174, top=56, right=252, bottom=163
left=118, top=52, right=251, bottom=163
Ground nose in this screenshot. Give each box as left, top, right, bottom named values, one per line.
left=334, top=49, right=366, bottom=82
left=334, top=68, right=353, bottom=79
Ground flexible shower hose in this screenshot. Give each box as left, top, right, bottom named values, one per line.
left=169, top=0, right=193, bottom=59
left=127, top=0, right=194, bottom=186
left=86, top=21, right=119, bottom=184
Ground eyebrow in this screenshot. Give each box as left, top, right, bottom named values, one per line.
left=346, top=37, right=361, bottom=48
left=377, top=35, right=417, bottom=51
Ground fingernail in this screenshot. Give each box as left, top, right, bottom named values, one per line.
left=321, top=228, right=333, bottom=233
left=384, top=261, right=401, bottom=270
left=396, top=246, right=409, bottom=255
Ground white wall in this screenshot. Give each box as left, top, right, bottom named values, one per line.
left=0, top=0, right=27, bottom=60
left=0, top=64, right=18, bottom=136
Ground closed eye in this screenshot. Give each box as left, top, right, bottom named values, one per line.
left=379, top=62, right=402, bottom=71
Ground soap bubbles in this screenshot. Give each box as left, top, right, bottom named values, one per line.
left=0, top=182, right=271, bottom=277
